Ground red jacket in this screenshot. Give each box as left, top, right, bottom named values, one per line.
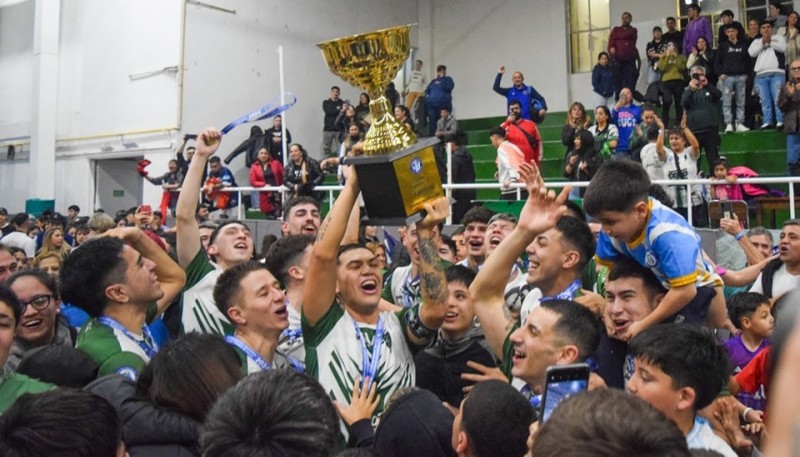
left=608, top=26, right=638, bottom=61
left=501, top=119, right=541, bottom=164
left=250, top=159, right=284, bottom=214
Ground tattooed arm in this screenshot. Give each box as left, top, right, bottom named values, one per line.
left=409, top=197, right=450, bottom=345
left=303, top=167, right=360, bottom=326
left=470, top=162, right=570, bottom=359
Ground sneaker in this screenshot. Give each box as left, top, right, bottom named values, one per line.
left=735, top=124, right=750, bottom=132
left=761, top=123, right=772, bottom=130
left=725, top=124, right=734, bottom=133
left=777, top=122, right=784, bottom=129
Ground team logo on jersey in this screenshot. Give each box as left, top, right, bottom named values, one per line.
left=645, top=252, right=658, bottom=268
left=410, top=157, right=423, bottom=175
left=116, top=366, right=139, bottom=381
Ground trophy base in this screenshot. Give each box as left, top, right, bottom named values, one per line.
left=347, top=137, right=444, bottom=226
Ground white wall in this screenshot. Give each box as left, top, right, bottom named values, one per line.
left=0, top=0, right=34, bottom=140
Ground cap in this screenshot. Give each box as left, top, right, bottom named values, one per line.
left=0, top=207, right=7, bottom=216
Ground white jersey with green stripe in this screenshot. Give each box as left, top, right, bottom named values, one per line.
left=303, top=301, right=416, bottom=429
left=181, top=250, right=234, bottom=336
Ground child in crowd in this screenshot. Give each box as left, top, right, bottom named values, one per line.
left=725, top=292, right=772, bottom=412
left=627, top=324, right=736, bottom=456
left=583, top=161, right=728, bottom=340
left=710, top=157, right=744, bottom=201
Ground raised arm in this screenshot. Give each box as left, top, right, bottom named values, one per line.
left=471, top=162, right=570, bottom=359
left=302, top=168, right=360, bottom=326
left=412, top=197, right=450, bottom=345
left=176, top=127, right=219, bottom=267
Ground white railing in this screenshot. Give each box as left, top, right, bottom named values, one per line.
left=197, top=175, right=800, bottom=227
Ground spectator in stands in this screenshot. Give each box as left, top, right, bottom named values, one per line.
left=718, top=9, right=746, bottom=46
left=5, top=270, right=74, bottom=371
left=281, top=196, right=321, bottom=237
left=354, top=92, right=371, bottom=129
left=394, top=104, right=415, bottom=132
left=7, top=246, right=26, bottom=272
left=142, top=159, right=183, bottom=214
left=335, top=104, right=361, bottom=143
left=725, top=292, right=772, bottom=412
left=404, top=59, right=426, bottom=114
left=627, top=324, right=737, bottom=456
left=493, top=66, right=547, bottom=122
left=425, top=65, right=455, bottom=136
left=284, top=144, right=324, bottom=200
left=583, top=161, right=727, bottom=339
left=264, top=115, right=291, bottom=162
left=663, top=16, right=684, bottom=49
left=0, top=389, right=124, bottom=456
left=0, top=283, right=53, bottom=412
left=435, top=107, right=458, bottom=140
left=60, top=229, right=185, bottom=381
left=769, top=1, right=788, bottom=28
left=204, top=156, right=239, bottom=213
left=562, top=102, right=591, bottom=161
left=203, top=370, right=338, bottom=457
left=249, top=147, right=284, bottom=218
left=2, top=213, right=35, bottom=259
left=589, top=105, right=619, bottom=159
left=646, top=26, right=666, bottom=86
left=683, top=3, right=712, bottom=57
left=322, top=86, right=345, bottom=158
left=445, top=132, right=476, bottom=224
left=717, top=23, right=752, bottom=133
left=687, top=36, right=716, bottom=86
left=612, top=87, right=642, bottom=160
left=32, top=252, right=61, bottom=278
left=749, top=219, right=800, bottom=299
left=490, top=127, right=525, bottom=201
left=67, top=204, right=80, bottom=223
left=592, top=52, right=616, bottom=110
left=564, top=130, right=602, bottom=197
left=709, top=157, right=744, bottom=201
left=664, top=124, right=706, bottom=224
left=0, top=208, right=10, bottom=237
left=627, top=104, right=657, bottom=162
left=749, top=20, right=787, bottom=130
left=38, top=227, right=70, bottom=260
left=608, top=12, right=639, bottom=99
left=658, top=41, right=687, bottom=128
left=502, top=100, right=542, bottom=165
left=779, top=58, right=800, bottom=186
left=683, top=65, right=723, bottom=173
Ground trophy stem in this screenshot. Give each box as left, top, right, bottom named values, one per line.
left=362, top=96, right=417, bottom=156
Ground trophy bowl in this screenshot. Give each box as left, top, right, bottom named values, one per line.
left=317, top=25, right=444, bottom=225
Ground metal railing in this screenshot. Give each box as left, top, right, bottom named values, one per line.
left=196, top=175, right=800, bottom=227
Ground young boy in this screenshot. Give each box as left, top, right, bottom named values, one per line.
left=583, top=160, right=726, bottom=339
left=725, top=292, right=772, bottom=411
left=627, top=324, right=736, bottom=456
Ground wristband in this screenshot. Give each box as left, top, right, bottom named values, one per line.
left=742, top=407, right=753, bottom=423
left=405, top=308, right=437, bottom=342
left=715, top=266, right=727, bottom=276
left=735, top=230, right=746, bottom=241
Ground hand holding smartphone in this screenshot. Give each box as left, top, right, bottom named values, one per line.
left=540, top=363, right=590, bottom=422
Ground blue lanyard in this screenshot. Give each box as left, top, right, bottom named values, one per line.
left=520, top=384, right=542, bottom=409
left=281, top=326, right=303, bottom=344
left=401, top=268, right=420, bottom=308
left=351, top=314, right=386, bottom=388
left=540, top=279, right=582, bottom=302
left=97, top=316, right=158, bottom=359
left=225, top=335, right=271, bottom=371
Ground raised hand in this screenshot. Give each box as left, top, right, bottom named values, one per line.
left=196, top=127, right=222, bottom=159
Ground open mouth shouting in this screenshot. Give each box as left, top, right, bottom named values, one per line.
left=360, top=278, right=379, bottom=295
left=302, top=223, right=318, bottom=236
left=275, top=304, right=289, bottom=320
left=444, top=310, right=459, bottom=324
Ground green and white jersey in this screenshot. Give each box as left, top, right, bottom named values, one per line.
left=303, top=301, right=418, bottom=428
left=277, top=304, right=305, bottom=369
left=77, top=305, right=158, bottom=381
left=181, top=250, right=234, bottom=336
left=232, top=345, right=302, bottom=375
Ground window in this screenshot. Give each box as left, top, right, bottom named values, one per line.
left=569, top=0, right=610, bottom=73
left=742, top=0, right=793, bottom=25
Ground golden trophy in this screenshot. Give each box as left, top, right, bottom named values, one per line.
left=318, top=24, right=444, bottom=225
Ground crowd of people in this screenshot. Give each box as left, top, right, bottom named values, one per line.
left=3, top=5, right=800, bottom=457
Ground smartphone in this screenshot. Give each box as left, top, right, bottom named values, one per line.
left=138, top=204, right=152, bottom=216
left=721, top=201, right=733, bottom=220
left=540, top=363, right=590, bottom=422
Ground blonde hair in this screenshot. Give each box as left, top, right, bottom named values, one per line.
left=38, top=227, right=71, bottom=260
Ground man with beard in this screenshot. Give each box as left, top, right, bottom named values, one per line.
left=281, top=196, right=321, bottom=237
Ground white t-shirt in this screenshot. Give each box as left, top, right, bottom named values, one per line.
left=406, top=69, right=427, bottom=93
left=640, top=143, right=668, bottom=182
left=686, top=417, right=737, bottom=457
left=1, top=231, right=35, bottom=258
left=664, top=146, right=703, bottom=208
left=750, top=263, right=800, bottom=298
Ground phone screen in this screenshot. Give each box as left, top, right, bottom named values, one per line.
left=541, top=379, right=588, bottom=422
left=721, top=201, right=733, bottom=220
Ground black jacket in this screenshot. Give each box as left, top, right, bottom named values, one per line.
left=85, top=375, right=201, bottom=457
left=223, top=126, right=268, bottom=168
left=284, top=157, right=324, bottom=199
left=715, top=39, right=750, bottom=76
left=682, top=84, right=723, bottom=133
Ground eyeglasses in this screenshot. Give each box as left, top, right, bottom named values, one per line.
left=791, top=67, right=800, bottom=71
left=21, top=294, right=55, bottom=311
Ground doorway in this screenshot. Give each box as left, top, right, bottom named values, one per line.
left=93, top=157, right=143, bottom=214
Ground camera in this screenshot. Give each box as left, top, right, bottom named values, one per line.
left=692, top=73, right=702, bottom=81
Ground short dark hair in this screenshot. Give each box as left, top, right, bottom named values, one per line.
left=0, top=283, right=23, bottom=327
left=760, top=19, right=773, bottom=27
left=263, top=235, right=315, bottom=285
left=60, top=237, right=127, bottom=317
left=532, top=389, right=691, bottom=456
left=213, top=261, right=268, bottom=317
left=653, top=26, right=662, bottom=33
left=440, top=234, right=457, bottom=258
left=202, top=370, right=338, bottom=457
left=208, top=220, right=251, bottom=247
left=209, top=156, right=221, bottom=164
left=564, top=200, right=586, bottom=221
left=508, top=99, right=522, bottom=109
left=436, top=64, right=446, bottom=71
left=541, top=299, right=601, bottom=360
left=282, top=196, right=321, bottom=221
left=462, top=380, right=534, bottom=457
left=646, top=124, right=661, bottom=141
left=461, top=206, right=495, bottom=227
left=667, top=16, right=676, bottom=22
left=331, top=85, right=340, bottom=91
left=688, top=3, right=701, bottom=13
left=649, top=183, right=675, bottom=208
left=629, top=324, right=730, bottom=410
left=607, top=257, right=666, bottom=297
left=0, top=389, right=123, bottom=457
left=446, top=264, right=476, bottom=288
left=724, top=23, right=740, bottom=32
left=136, top=333, right=242, bottom=422
left=11, top=213, right=29, bottom=227
left=721, top=9, right=734, bottom=17
left=728, top=292, right=770, bottom=330
left=68, top=205, right=80, bottom=213
left=337, top=242, right=371, bottom=263
left=747, top=226, right=773, bottom=244
left=583, top=161, right=651, bottom=215
left=554, top=216, right=595, bottom=272
left=7, top=269, right=59, bottom=298
left=489, top=126, right=506, bottom=139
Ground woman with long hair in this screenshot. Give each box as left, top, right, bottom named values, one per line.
left=394, top=104, right=415, bottom=132
left=686, top=36, right=716, bottom=85
left=657, top=41, right=687, bottom=127
left=284, top=144, right=324, bottom=200
left=780, top=12, right=800, bottom=74
left=563, top=129, right=603, bottom=197
left=561, top=102, right=591, bottom=159
left=38, top=227, right=70, bottom=260
left=591, top=52, right=616, bottom=110
left=588, top=105, right=619, bottom=160
left=355, top=92, right=371, bottom=130
left=249, top=147, right=284, bottom=218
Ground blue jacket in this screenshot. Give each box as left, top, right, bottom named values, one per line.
left=611, top=104, right=642, bottom=152
left=425, top=76, right=455, bottom=106
left=592, top=64, right=615, bottom=98
left=492, top=73, right=547, bottom=120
